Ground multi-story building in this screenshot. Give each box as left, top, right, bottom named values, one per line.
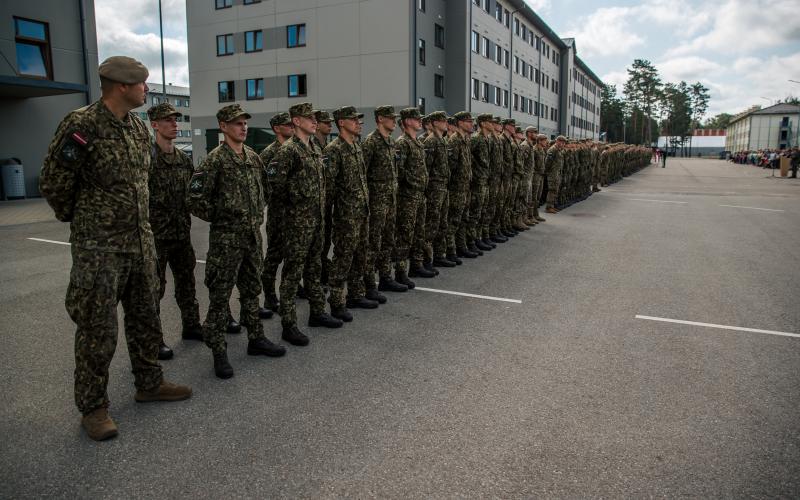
left=187, top=0, right=603, bottom=161
left=132, top=83, right=193, bottom=153
left=0, top=0, right=99, bottom=197
left=725, top=103, right=800, bottom=152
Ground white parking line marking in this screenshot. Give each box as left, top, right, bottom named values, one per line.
left=415, top=287, right=522, bottom=304
left=629, top=199, right=688, bottom=204
left=27, top=237, right=70, bottom=246
left=635, top=315, right=799, bottom=339
left=719, top=204, right=784, bottom=212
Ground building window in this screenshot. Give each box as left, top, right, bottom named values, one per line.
left=513, top=93, right=519, bottom=111
left=503, top=49, right=509, bottom=68
left=471, top=78, right=479, bottom=100
left=418, top=97, right=426, bottom=114
left=482, top=0, right=490, bottom=13
left=494, top=45, right=502, bottom=64
left=14, top=17, right=52, bottom=79
left=184, top=114, right=191, bottom=122
left=503, top=9, right=510, bottom=28
left=245, top=30, right=263, bottom=52
left=418, top=0, right=425, bottom=12
left=288, top=74, right=307, bottom=97
left=481, top=37, right=489, bottom=58
left=287, top=24, right=306, bottom=48
left=481, top=82, right=489, bottom=102
left=244, top=0, right=261, bottom=4
left=246, top=78, right=264, bottom=100
left=521, top=24, right=527, bottom=40
left=218, top=81, right=234, bottom=102
left=434, top=74, right=444, bottom=98
left=216, top=0, right=232, bottom=9
left=418, top=39, right=425, bottom=65
left=152, top=96, right=161, bottom=105
left=216, top=34, right=234, bottom=56
left=513, top=56, right=519, bottom=74
left=471, top=31, right=479, bottom=53
left=514, top=18, right=520, bottom=36
left=493, top=87, right=501, bottom=106
left=535, top=68, right=540, bottom=84
left=502, top=90, right=509, bottom=108
left=495, top=2, right=503, bottom=22
left=435, top=24, right=445, bottom=49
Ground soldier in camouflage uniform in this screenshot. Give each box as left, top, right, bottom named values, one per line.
left=362, top=106, right=407, bottom=296
left=146, top=102, right=203, bottom=361
left=313, top=110, right=334, bottom=291
left=545, top=136, right=567, bottom=213
left=270, top=102, right=343, bottom=345
left=189, top=104, right=286, bottom=379
left=517, top=127, right=537, bottom=228
left=394, top=107, right=431, bottom=287
left=40, top=56, right=191, bottom=441
left=416, top=111, right=454, bottom=274
left=448, top=112, right=476, bottom=261
left=485, top=118, right=506, bottom=245
left=325, top=106, right=377, bottom=322
left=469, top=114, right=494, bottom=254
left=529, top=133, right=548, bottom=223
left=260, top=112, right=294, bottom=313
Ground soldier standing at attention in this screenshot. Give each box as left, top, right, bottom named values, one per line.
left=260, top=112, right=294, bottom=314
left=448, top=112, right=476, bottom=262
left=189, top=104, right=286, bottom=379
left=517, top=127, right=537, bottom=228
left=469, top=114, right=494, bottom=254
left=40, top=56, right=192, bottom=441
left=313, top=110, right=334, bottom=290
left=146, top=102, right=203, bottom=361
left=545, top=136, right=567, bottom=214
left=325, top=106, right=377, bottom=322
left=394, top=107, right=431, bottom=287
left=531, top=134, right=548, bottom=222
left=270, top=103, right=343, bottom=346
left=362, top=106, right=408, bottom=296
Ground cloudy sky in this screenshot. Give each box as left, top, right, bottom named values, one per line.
left=95, top=0, right=800, bottom=118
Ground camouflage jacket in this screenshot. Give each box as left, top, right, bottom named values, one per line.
left=447, top=132, right=472, bottom=190
left=259, top=140, right=284, bottom=205
left=500, top=135, right=516, bottom=181
left=489, top=135, right=504, bottom=181
left=534, top=145, right=546, bottom=174
left=519, top=141, right=535, bottom=180
left=395, top=133, right=428, bottom=195
left=188, top=142, right=265, bottom=244
left=423, top=133, right=450, bottom=190
left=324, top=136, right=369, bottom=221
left=268, top=135, right=325, bottom=226
left=40, top=100, right=154, bottom=254
left=362, top=130, right=397, bottom=190
left=545, top=145, right=563, bottom=176
left=149, top=145, right=193, bottom=241
left=469, top=132, right=491, bottom=182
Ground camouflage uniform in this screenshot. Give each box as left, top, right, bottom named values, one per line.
left=269, top=120, right=327, bottom=328
left=446, top=113, right=473, bottom=254
left=312, top=111, right=333, bottom=285
left=518, top=137, right=535, bottom=222
left=530, top=139, right=546, bottom=219
left=419, top=112, right=450, bottom=263
left=545, top=142, right=564, bottom=209
left=40, top=99, right=163, bottom=415
left=394, top=112, right=428, bottom=274
left=468, top=121, right=492, bottom=244
left=361, top=110, right=398, bottom=288
left=188, top=111, right=267, bottom=354
left=324, top=107, right=370, bottom=309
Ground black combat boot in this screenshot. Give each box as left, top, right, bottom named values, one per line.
left=365, top=288, right=388, bottom=304
left=182, top=324, right=204, bottom=341
left=347, top=297, right=379, bottom=309
left=433, top=256, right=457, bottom=267
left=226, top=315, right=242, bottom=334
left=258, top=307, right=273, bottom=319
left=264, top=294, right=280, bottom=311
left=158, top=341, right=174, bottom=360
left=296, top=284, right=307, bottom=299
left=422, top=260, right=440, bottom=275
left=247, top=338, right=286, bottom=357
left=213, top=350, right=234, bottom=379
left=330, top=307, right=353, bottom=322
left=281, top=325, right=310, bottom=346
left=458, top=247, right=479, bottom=259
left=395, top=270, right=416, bottom=289
left=409, top=264, right=436, bottom=278
left=308, top=313, right=344, bottom=328
left=446, top=254, right=463, bottom=265
left=378, top=276, right=409, bottom=293
left=475, top=239, right=492, bottom=251
left=490, top=234, right=507, bottom=244
left=483, top=237, right=499, bottom=247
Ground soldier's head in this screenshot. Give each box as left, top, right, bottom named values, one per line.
left=289, top=102, right=317, bottom=136
left=374, top=105, right=398, bottom=134
left=556, top=135, right=567, bottom=147
left=270, top=112, right=293, bottom=140
left=476, top=113, right=494, bottom=133
left=447, top=116, right=457, bottom=135
left=314, top=110, right=333, bottom=136
left=454, top=111, right=473, bottom=135
left=398, top=108, right=423, bottom=134
left=501, top=119, right=515, bottom=135
left=525, top=126, right=537, bottom=142
left=333, top=106, right=364, bottom=138
left=148, top=102, right=181, bottom=141
left=493, top=117, right=503, bottom=134
left=98, top=56, right=149, bottom=110
left=515, top=126, right=524, bottom=141
left=428, top=111, right=448, bottom=135
left=216, top=104, right=251, bottom=144
left=537, top=133, right=548, bottom=146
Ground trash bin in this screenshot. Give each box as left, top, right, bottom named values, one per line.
left=1, top=158, right=26, bottom=200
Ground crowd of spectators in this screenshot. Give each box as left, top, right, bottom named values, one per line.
left=730, top=148, right=800, bottom=177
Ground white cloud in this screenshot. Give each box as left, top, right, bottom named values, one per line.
left=563, top=7, right=644, bottom=58
left=656, top=56, right=722, bottom=83
left=524, top=0, right=551, bottom=12
left=601, top=71, right=628, bottom=92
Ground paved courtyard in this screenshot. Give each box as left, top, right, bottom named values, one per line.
left=1, top=158, right=798, bottom=498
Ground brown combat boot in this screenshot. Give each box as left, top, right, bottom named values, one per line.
left=81, top=407, right=118, bottom=441
left=513, top=217, right=528, bottom=231
left=135, top=380, right=193, bottom=403
left=546, top=207, right=558, bottom=214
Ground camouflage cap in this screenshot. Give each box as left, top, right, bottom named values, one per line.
left=421, top=114, right=432, bottom=124
left=453, top=111, right=473, bottom=122
left=98, top=56, right=149, bottom=84
left=447, top=117, right=456, bottom=125
left=216, top=103, right=251, bottom=122
left=375, top=105, right=399, bottom=120
left=428, top=111, right=448, bottom=122
left=556, top=135, right=567, bottom=142
left=476, top=113, right=494, bottom=124
left=314, top=110, right=333, bottom=123
left=501, top=118, right=516, bottom=126
left=147, top=102, right=181, bottom=121
left=289, top=102, right=315, bottom=118
left=537, top=134, right=548, bottom=140
left=333, top=106, right=364, bottom=121
left=525, top=126, right=537, bottom=133
left=515, top=126, right=523, bottom=133
left=270, top=112, right=292, bottom=128
left=399, top=108, right=422, bottom=121
left=493, top=116, right=503, bottom=124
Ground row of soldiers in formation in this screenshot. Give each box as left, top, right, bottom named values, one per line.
left=39, top=55, right=652, bottom=440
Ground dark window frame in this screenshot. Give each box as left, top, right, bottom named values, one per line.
left=418, top=0, right=425, bottom=12
left=417, top=97, right=426, bottom=114
left=288, top=74, right=307, bottom=97
left=286, top=24, right=307, bottom=48
left=216, top=33, right=234, bottom=56
left=13, top=16, right=53, bottom=80
left=434, top=24, right=445, bottom=49
left=419, top=38, right=426, bottom=65
left=245, top=30, right=263, bottom=53
left=246, top=78, right=264, bottom=100
left=218, top=80, right=235, bottom=102
left=434, top=74, right=444, bottom=98
left=215, top=0, right=233, bottom=9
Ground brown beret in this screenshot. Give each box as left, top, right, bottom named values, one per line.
left=98, top=56, right=149, bottom=84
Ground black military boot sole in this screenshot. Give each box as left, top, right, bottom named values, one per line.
left=378, top=278, right=409, bottom=293
left=347, top=297, right=380, bottom=309
left=331, top=308, right=354, bottom=322
left=213, top=351, right=234, bottom=379
left=433, top=257, right=457, bottom=267
left=365, top=289, right=388, bottom=304
left=282, top=326, right=310, bottom=346
left=247, top=338, right=287, bottom=357
left=308, top=313, right=344, bottom=329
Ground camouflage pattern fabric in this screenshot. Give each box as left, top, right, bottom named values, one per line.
left=545, top=144, right=564, bottom=208
left=446, top=131, right=472, bottom=253
left=361, top=130, right=398, bottom=285
left=418, top=133, right=449, bottom=263
left=394, top=132, right=427, bottom=272
left=483, top=135, right=503, bottom=238
left=468, top=132, right=491, bottom=243
left=260, top=140, right=285, bottom=301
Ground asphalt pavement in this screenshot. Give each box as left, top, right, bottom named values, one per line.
left=1, top=158, right=798, bottom=498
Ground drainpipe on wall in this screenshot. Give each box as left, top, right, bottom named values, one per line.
left=468, top=2, right=472, bottom=113
left=508, top=8, right=520, bottom=119
left=412, top=0, right=418, bottom=109
left=77, top=0, right=91, bottom=105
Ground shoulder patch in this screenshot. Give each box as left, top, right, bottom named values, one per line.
left=189, top=171, right=207, bottom=194
left=59, top=130, right=90, bottom=165
left=266, top=161, right=279, bottom=177
left=322, top=155, right=330, bottom=169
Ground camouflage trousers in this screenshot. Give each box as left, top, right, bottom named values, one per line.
left=505, top=178, right=520, bottom=223
left=203, top=231, right=265, bottom=354
left=482, top=179, right=500, bottom=239
left=516, top=176, right=531, bottom=218
left=365, top=185, right=397, bottom=286
left=66, top=247, right=163, bottom=415
left=546, top=171, right=561, bottom=208
left=262, top=205, right=284, bottom=301
left=321, top=200, right=333, bottom=285
left=492, top=179, right=510, bottom=233
left=417, top=186, right=448, bottom=262
left=328, top=213, right=369, bottom=309
left=447, top=185, right=469, bottom=253
left=279, top=218, right=326, bottom=327
left=155, top=237, right=201, bottom=331
left=467, top=180, right=488, bottom=242
left=529, top=173, right=544, bottom=218
left=394, top=190, right=426, bottom=272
